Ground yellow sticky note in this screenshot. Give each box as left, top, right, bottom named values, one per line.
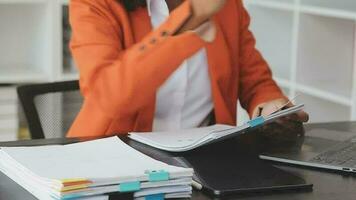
left=61, top=178, right=88, bottom=184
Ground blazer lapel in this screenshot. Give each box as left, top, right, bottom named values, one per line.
left=206, top=18, right=235, bottom=123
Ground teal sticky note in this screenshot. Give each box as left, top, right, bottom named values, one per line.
left=145, top=193, right=164, bottom=200
left=146, top=170, right=169, bottom=182
left=61, top=194, right=83, bottom=200
left=248, top=116, right=265, bottom=128
left=119, top=181, right=141, bottom=192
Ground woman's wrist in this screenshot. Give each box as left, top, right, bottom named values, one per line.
left=177, top=0, right=226, bottom=34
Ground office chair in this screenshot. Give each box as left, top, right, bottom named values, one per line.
left=17, top=80, right=82, bottom=139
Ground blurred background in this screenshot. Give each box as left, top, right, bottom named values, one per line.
left=0, top=0, right=355, bottom=141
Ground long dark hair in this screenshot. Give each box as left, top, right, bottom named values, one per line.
left=121, top=0, right=147, bottom=11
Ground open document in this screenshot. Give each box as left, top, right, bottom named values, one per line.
left=129, top=104, right=305, bottom=152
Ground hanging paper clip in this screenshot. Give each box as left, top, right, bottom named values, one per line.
left=119, top=181, right=141, bottom=192
left=145, top=170, right=169, bottom=182
left=145, top=193, right=164, bottom=200
left=248, top=116, right=265, bottom=128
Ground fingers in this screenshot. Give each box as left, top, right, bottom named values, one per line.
left=281, top=102, right=309, bottom=123
left=251, top=99, right=309, bottom=123
left=285, top=111, right=309, bottom=123
left=251, top=107, right=261, bottom=119
left=262, top=110, right=309, bottom=123
left=252, top=103, right=266, bottom=118
left=260, top=101, right=285, bottom=117
left=260, top=106, right=276, bottom=117
left=296, top=111, right=309, bottom=122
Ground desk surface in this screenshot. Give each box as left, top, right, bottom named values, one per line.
left=2, top=122, right=356, bottom=200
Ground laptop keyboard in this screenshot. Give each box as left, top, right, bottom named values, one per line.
left=310, top=137, right=356, bottom=168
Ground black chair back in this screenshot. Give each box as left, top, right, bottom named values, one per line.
left=17, top=81, right=81, bottom=139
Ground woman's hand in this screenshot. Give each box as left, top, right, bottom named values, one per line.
left=252, top=98, right=309, bottom=123
left=178, top=0, right=226, bottom=33
left=252, top=98, right=308, bottom=147
left=191, top=0, right=227, bottom=21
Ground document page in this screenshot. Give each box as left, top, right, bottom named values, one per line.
left=1, top=137, right=192, bottom=182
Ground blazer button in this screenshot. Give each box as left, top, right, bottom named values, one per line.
left=161, top=31, right=169, bottom=37
left=139, top=45, right=146, bottom=51
left=150, top=38, right=157, bottom=44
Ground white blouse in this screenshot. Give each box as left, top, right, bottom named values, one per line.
left=146, top=0, right=214, bottom=131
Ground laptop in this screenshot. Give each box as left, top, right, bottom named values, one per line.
left=260, top=128, right=356, bottom=173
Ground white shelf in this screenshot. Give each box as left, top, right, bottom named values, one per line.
left=300, top=0, right=356, bottom=19
left=275, top=77, right=352, bottom=106
left=296, top=92, right=351, bottom=123
left=274, top=77, right=293, bottom=88
left=0, top=3, right=52, bottom=83
left=299, top=5, right=356, bottom=20
left=296, top=13, right=354, bottom=99
left=0, top=132, right=18, bottom=142
left=60, top=0, right=68, bottom=5
left=0, top=87, right=18, bottom=141
left=60, top=72, right=79, bottom=81
left=0, top=0, right=46, bottom=4
left=0, top=68, right=48, bottom=83
left=245, top=0, right=296, bottom=12
left=249, top=6, right=295, bottom=80
left=247, top=0, right=356, bottom=20
left=295, top=84, right=352, bottom=106
left=0, top=86, right=17, bottom=101
left=0, top=0, right=66, bottom=140
left=247, top=0, right=356, bottom=123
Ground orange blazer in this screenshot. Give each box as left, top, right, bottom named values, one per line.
left=67, top=0, right=285, bottom=137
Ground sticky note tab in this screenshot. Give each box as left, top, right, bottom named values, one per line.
left=61, top=184, right=91, bottom=192
left=146, top=170, right=169, bottom=182
left=248, top=116, right=265, bottom=128
left=119, top=181, right=141, bottom=192
left=145, top=193, right=164, bottom=200
left=61, top=194, right=83, bottom=200
left=60, top=178, right=88, bottom=184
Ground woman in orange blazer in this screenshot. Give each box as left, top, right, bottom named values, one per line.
left=67, top=0, right=308, bottom=137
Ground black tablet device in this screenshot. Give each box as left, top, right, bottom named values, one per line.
left=181, top=153, right=312, bottom=196
left=129, top=135, right=313, bottom=197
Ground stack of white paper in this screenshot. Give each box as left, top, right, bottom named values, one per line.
left=0, top=86, right=18, bottom=141
left=129, top=105, right=305, bottom=152
left=0, top=137, right=194, bottom=199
